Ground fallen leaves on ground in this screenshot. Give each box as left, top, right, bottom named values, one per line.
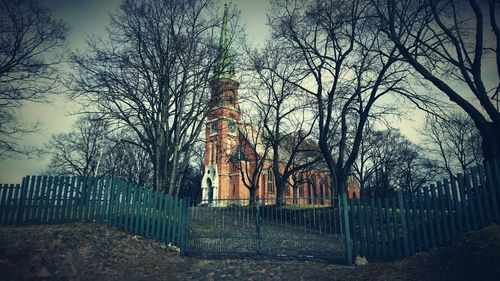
left=0, top=223, right=499, bottom=281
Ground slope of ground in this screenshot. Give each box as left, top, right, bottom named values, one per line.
left=0, top=223, right=499, bottom=281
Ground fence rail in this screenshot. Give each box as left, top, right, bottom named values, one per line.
left=0, top=176, right=187, bottom=249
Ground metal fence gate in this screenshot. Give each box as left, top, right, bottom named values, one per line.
left=186, top=196, right=347, bottom=261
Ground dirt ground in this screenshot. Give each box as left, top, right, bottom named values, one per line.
left=1, top=223, right=500, bottom=281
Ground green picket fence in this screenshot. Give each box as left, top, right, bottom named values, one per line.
left=1, top=160, right=499, bottom=263
left=0, top=176, right=188, bottom=251
left=348, top=159, right=500, bottom=261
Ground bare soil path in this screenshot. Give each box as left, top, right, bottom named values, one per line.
left=1, top=223, right=499, bottom=281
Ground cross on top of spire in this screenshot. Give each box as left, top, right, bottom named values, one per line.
left=214, top=3, right=236, bottom=80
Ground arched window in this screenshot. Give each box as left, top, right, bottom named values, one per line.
left=267, top=169, right=274, bottom=193
left=310, top=176, right=317, bottom=203
left=299, top=179, right=304, bottom=197
left=210, top=120, right=218, bottom=134
left=228, top=120, right=237, bottom=134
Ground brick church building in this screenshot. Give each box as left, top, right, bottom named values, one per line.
left=201, top=5, right=359, bottom=204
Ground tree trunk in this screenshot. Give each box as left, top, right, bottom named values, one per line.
left=275, top=180, right=285, bottom=207
left=480, top=123, right=500, bottom=161
left=249, top=187, right=256, bottom=206
left=293, top=187, right=297, bottom=204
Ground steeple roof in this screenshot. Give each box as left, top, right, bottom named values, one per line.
left=214, top=3, right=236, bottom=80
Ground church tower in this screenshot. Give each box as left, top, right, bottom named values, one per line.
left=201, top=4, right=241, bottom=203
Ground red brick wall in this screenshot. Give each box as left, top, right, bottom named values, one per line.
left=204, top=79, right=362, bottom=204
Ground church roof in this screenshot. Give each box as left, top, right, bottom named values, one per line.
left=237, top=124, right=327, bottom=171
left=214, top=3, right=236, bottom=80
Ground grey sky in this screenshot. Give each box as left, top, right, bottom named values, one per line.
left=0, top=0, right=272, bottom=183
left=1, top=0, right=475, bottom=183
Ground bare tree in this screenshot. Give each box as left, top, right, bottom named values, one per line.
left=268, top=0, right=424, bottom=194
left=353, top=122, right=377, bottom=194
left=231, top=114, right=271, bottom=205
left=247, top=42, right=320, bottom=205
left=422, top=111, right=483, bottom=177
left=178, top=142, right=204, bottom=201
left=393, top=139, right=440, bottom=193
left=47, top=115, right=111, bottom=178
left=364, top=129, right=439, bottom=196
left=70, top=0, right=231, bottom=194
left=374, top=0, right=500, bottom=160
left=47, top=115, right=155, bottom=186
left=102, top=134, right=153, bottom=187
left=0, top=0, right=68, bottom=157
left=367, top=129, right=403, bottom=196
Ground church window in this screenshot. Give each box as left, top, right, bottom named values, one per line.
left=310, top=176, right=317, bottom=204
left=211, top=120, right=218, bottom=134
left=267, top=169, right=274, bottom=193
left=299, top=181, right=304, bottom=197
left=228, top=120, right=236, bottom=134
left=210, top=143, right=215, bottom=165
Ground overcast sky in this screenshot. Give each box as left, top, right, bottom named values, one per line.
left=0, top=0, right=274, bottom=183
left=0, top=0, right=436, bottom=183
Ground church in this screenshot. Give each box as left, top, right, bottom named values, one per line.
left=201, top=5, right=360, bottom=204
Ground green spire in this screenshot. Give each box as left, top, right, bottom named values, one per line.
left=215, top=3, right=236, bottom=80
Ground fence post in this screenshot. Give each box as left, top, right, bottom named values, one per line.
left=470, top=167, right=485, bottom=228
left=364, top=198, right=372, bottom=258
left=444, top=179, right=456, bottom=239
left=179, top=197, right=189, bottom=257
left=0, top=185, right=7, bottom=224
left=368, top=196, right=375, bottom=257
left=106, top=179, right=115, bottom=225
left=166, top=195, right=173, bottom=242
left=397, top=191, right=410, bottom=258
left=6, top=185, right=17, bottom=224
left=342, top=192, right=353, bottom=265
left=424, top=186, right=436, bottom=248
left=356, top=197, right=366, bottom=257
left=457, top=174, right=471, bottom=231
left=430, top=184, right=443, bottom=245
left=349, top=196, right=357, bottom=257
left=15, top=177, right=29, bottom=226
left=450, top=177, right=463, bottom=233
left=376, top=197, right=386, bottom=258
left=404, top=192, right=415, bottom=255
left=25, top=176, right=36, bottom=223
left=42, top=176, right=52, bottom=224
left=391, top=196, right=401, bottom=258
left=410, top=191, right=421, bottom=254
left=384, top=198, right=394, bottom=259
left=160, top=194, right=168, bottom=241
left=255, top=202, right=261, bottom=254
left=416, top=189, right=428, bottom=251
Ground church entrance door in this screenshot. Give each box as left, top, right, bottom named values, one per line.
left=207, top=178, right=213, bottom=204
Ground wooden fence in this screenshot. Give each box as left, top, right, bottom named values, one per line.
left=0, top=176, right=188, bottom=251
left=1, top=159, right=499, bottom=263
left=347, top=159, right=500, bottom=261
